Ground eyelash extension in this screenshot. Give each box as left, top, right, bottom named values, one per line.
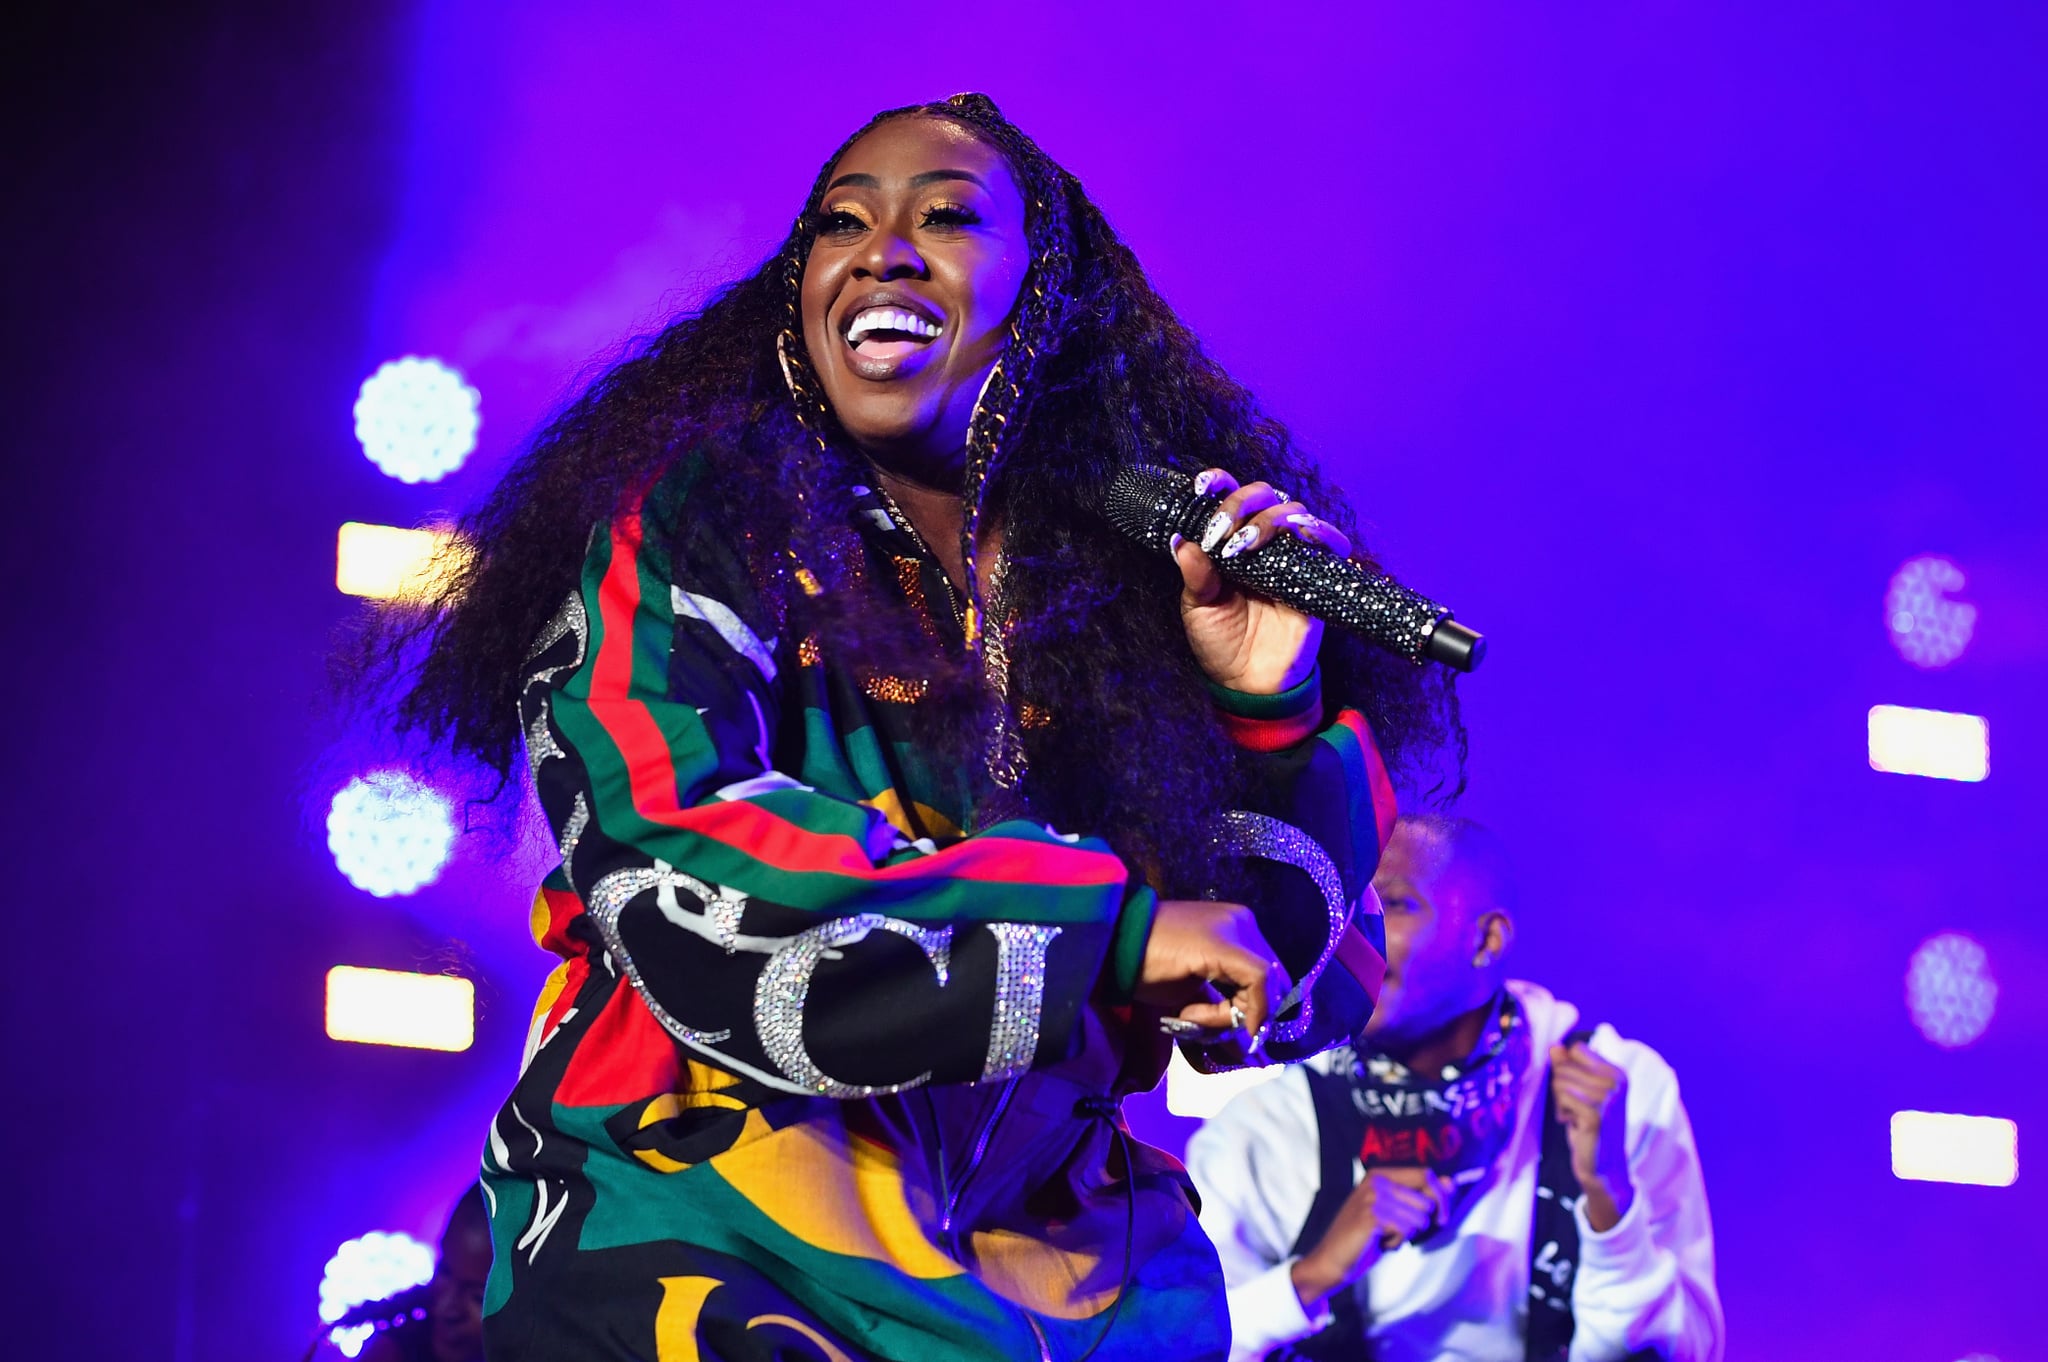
left=806, top=203, right=977, bottom=236
left=810, top=207, right=869, bottom=235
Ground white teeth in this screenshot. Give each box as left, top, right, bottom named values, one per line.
left=847, top=305, right=942, bottom=345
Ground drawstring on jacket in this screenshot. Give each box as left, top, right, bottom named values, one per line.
left=1070, top=1094, right=1136, bottom=1362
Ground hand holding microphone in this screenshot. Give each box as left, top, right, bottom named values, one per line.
left=1169, top=469, right=1351, bottom=695
left=1106, top=463, right=1485, bottom=674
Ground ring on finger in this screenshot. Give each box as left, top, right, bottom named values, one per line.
left=1229, top=1001, right=1247, bottom=1034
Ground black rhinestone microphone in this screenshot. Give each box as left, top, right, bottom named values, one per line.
left=1103, top=464, right=1486, bottom=673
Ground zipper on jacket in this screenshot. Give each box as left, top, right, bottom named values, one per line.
left=941, top=1076, right=1020, bottom=1247
left=915, top=1089, right=954, bottom=1252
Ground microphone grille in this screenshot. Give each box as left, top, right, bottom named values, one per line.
left=1104, top=464, right=1194, bottom=550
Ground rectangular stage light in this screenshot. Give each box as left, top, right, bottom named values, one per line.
left=336, top=522, right=466, bottom=601
left=325, top=965, right=474, bottom=1052
left=1890, top=1110, right=2018, bottom=1187
left=1868, top=704, right=1989, bottom=782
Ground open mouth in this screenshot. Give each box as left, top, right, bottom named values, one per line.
left=840, top=296, right=944, bottom=369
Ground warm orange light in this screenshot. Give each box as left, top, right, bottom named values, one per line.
left=335, top=522, right=468, bottom=601
left=325, top=965, right=474, bottom=1052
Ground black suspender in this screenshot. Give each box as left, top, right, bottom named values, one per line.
left=1293, top=1063, right=1367, bottom=1259
left=1524, top=1027, right=1594, bottom=1362
left=1525, top=1027, right=1657, bottom=1362
left=1267, top=1064, right=1371, bottom=1361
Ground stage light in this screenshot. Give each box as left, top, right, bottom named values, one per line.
left=1890, top=1111, right=2018, bottom=1187
left=354, top=356, right=481, bottom=483
left=326, top=965, right=475, bottom=1051
left=1867, top=704, right=1988, bottom=782
left=319, top=1230, right=435, bottom=1357
left=1906, top=932, right=1997, bottom=1048
left=336, top=522, right=468, bottom=601
left=1164, top=1045, right=1283, bottom=1119
left=1885, top=555, right=1976, bottom=668
left=330, top=1324, right=375, bottom=1358
left=327, top=771, right=456, bottom=896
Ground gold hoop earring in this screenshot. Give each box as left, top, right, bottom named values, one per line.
left=776, top=331, right=803, bottom=409
left=966, top=356, right=1004, bottom=433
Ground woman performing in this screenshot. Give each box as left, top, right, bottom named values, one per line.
left=387, top=93, right=1459, bottom=1361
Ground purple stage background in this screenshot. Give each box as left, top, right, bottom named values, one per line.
left=8, top=3, right=2043, bottom=1358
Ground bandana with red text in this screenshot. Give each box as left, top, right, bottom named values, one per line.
left=1343, top=990, right=1527, bottom=1181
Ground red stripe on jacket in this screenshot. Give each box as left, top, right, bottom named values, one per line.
left=584, top=518, right=1126, bottom=891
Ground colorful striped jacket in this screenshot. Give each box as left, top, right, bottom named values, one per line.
left=480, top=459, right=1398, bottom=1361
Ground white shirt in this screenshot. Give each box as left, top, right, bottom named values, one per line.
left=1186, top=980, right=1724, bottom=1362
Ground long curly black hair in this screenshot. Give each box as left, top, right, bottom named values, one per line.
left=379, top=93, right=1462, bottom=896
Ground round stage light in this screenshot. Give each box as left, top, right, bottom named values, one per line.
left=1906, top=932, right=1997, bottom=1048
left=354, top=356, right=481, bottom=483
left=319, top=1230, right=435, bottom=1357
left=1885, top=555, right=1976, bottom=668
left=327, top=771, right=456, bottom=897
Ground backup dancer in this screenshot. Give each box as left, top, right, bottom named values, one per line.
left=1190, top=815, right=1721, bottom=1361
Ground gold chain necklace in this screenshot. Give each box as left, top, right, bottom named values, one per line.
left=867, top=474, right=1025, bottom=811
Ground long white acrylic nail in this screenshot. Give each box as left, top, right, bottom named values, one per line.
left=1193, top=470, right=1219, bottom=496
left=1219, top=526, right=1258, bottom=560
left=1199, top=510, right=1235, bottom=554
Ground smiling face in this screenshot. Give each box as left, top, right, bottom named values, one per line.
left=799, top=116, right=1030, bottom=479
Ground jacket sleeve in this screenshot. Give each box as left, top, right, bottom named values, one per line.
left=520, top=487, right=1157, bottom=1100
left=1184, top=670, right=1397, bottom=1067
left=1568, top=1038, right=1726, bottom=1362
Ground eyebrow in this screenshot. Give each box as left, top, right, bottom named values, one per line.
left=824, top=168, right=990, bottom=193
